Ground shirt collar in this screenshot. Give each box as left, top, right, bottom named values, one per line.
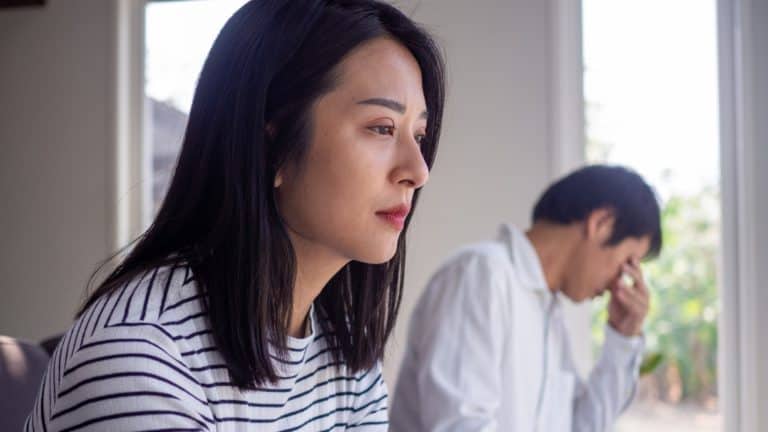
left=497, top=223, right=550, bottom=294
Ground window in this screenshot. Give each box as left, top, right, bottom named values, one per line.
left=144, top=0, right=249, bottom=214
left=582, top=0, right=721, bottom=430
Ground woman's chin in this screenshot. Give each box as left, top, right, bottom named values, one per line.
left=354, top=245, right=399, bottom=265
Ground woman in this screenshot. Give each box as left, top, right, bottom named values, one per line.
left=26, top=0, right=444, bottom=430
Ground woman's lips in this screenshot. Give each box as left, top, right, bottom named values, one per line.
left=376, top=205, right=410, bottom=230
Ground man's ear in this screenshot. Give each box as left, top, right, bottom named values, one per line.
left=585, top=207, right=615, bottom=244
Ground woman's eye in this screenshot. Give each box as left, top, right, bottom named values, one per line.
left=369, top=125, right=395, bottom=136
left=415, top=134, right=426, bottom=145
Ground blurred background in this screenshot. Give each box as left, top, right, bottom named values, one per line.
left=1, top=0, right=766, bottom=431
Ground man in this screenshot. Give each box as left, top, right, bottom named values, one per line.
left=390, top=165, right=663, bottom=431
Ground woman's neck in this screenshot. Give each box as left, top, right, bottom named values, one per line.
left=286, top=231, right=348, bottom=338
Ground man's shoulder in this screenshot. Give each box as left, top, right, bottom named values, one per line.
left=416, top=241, right=514, bottom=304
left=439, top=240, right=512, bottom=277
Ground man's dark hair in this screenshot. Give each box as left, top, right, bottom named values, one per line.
left=532, top=165, right=662, bottom=259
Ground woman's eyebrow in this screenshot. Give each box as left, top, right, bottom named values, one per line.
left=357, top=97, right=428, bottom=119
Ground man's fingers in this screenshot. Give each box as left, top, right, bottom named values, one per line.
left=623, top=262, right=649, bottom=295
left=615, top=284, right=648, bottom=316
left=623, top=283, right=649, bottom=309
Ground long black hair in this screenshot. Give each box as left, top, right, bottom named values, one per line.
left=79, top=0, right=445, bottom=388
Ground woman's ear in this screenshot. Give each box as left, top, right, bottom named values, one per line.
left=586, top=207, right=615, bottom=243
left=274, top=170, right=283, bottom=188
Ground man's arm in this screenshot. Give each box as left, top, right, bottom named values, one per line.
left=573, top=258, right=649, bottom=431
left=572, top=324, right=644, bottom=431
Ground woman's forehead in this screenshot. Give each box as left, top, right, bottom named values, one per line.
left=331, top=38, right=425, bottom=103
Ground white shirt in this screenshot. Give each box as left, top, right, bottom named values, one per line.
left=390, top=224, right=644, bottom=431
left=26, top=263, right=388, bottom=431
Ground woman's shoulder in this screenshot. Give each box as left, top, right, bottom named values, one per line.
left=86, top=262, right=203, bottom=328
left=61, top=262, right=210, bottom=361
left=26, top=263, right=214, bottom=431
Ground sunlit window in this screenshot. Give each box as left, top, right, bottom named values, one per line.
left=583, top=1, right=721, bottom=430
left=145, top=0, right=249, bottom=213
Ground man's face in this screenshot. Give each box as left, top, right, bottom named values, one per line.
left=561, top=212, right=652, bottom=302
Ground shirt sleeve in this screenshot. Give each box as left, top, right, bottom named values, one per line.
left=25, top=323, right=213, bottom=432
left=347, top=361, right=389, bottom=430
left=572, top=324, right=645, bottom=431
left=408, top=251, right=509, bottom=432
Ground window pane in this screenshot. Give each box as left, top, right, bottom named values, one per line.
left=583, top=1, right=721, bottom=430
left=145, top=0, right=249, bottom=214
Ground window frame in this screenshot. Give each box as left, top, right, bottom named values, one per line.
left=113, top=0, right=150, bottom=252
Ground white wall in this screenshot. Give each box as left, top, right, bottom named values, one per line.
left=0, top=0, right=117, bottom=341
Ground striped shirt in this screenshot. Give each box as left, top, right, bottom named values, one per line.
left=25, top=264, right=388, bottom=431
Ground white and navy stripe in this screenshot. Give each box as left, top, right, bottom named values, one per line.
left=25, top=264, right=388, bottom=431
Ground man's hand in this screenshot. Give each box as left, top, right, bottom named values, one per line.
left=607, top=258, right=649, bottom=337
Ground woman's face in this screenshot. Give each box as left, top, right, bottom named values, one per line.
left=275, top=37, right=430, bottom=265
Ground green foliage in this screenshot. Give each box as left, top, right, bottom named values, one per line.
left=640, top=351, right=664, bottom=376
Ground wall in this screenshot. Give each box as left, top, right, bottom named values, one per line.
left=0, top=0, right=117, bottom=341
